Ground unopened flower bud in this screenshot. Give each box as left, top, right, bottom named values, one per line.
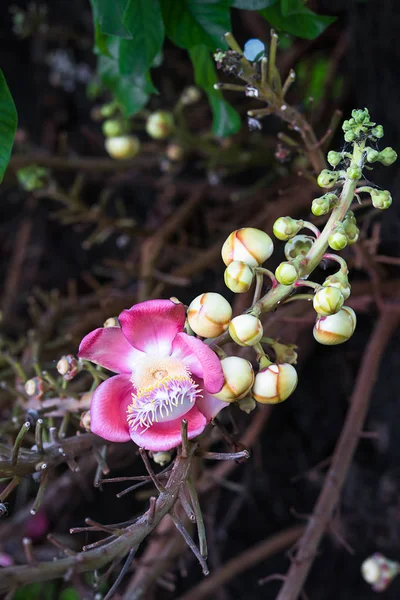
left=313, top=287, right=344, bottom=316
left=347, top=165, right=362, bottom=180
left=284, top=235, right=313, bottom=260
left=105, top=135, right=140, bottom=159
left=102, top=119, right=124, bottom=138
left=377, top=147, right=397, bottom=166
left=187, top=293, right=232, bottom=338
left=224, top=261, right=254, bottom=293
left=344, top=130, right=355, bottom=143
left=166, top=144, right=184, bottom=162
left=252, top=363, right=298, bottom=404
left=104, top=317, right=120, bottom=328
left=180, top=86, right=201, bottom=105
left=343, top=222, right=359, bottom=244
left=80, top=410, right=91, bottom=432
left=370, top=125, right=384, bottom=138
left=146, top=111, right=175, bottom=139
left=311, top=193, right=337, bottom=216
left=275, top=261, right=299, bottom=285
left=317, top=170, right=340, bottom=189
left=229, top=314, right=263, bottom=347
left=57, top=355, right=80, bottom=381
left=221, top=228, right=274, bottom=267
left=370, top=188, right=392, bottom=210
left=323, top=274, right=351, bottom=300
left=25, top=377, right=45, bottom=399
left=273, top=217, right=302, bottom=241
left=361, top=553, right=400, bottom=592
left=352, top=108, right=370, bottom=124
left=327, top=151, right=342, bottom=167
left=100, top=103, right=117, bottom=118
left=214, top=357, right=255, bottom=402
left=365, top=148, right=379, bottom=163
left=313, top=306, right=356, bottom=345
left=152, top=451, right=172, bottom=466
left=328, top=225, right=348, bottom=251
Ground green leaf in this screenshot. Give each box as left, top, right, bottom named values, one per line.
left=93, top=19, right=112, bottom=57
left=189, top=45, right=241, bottom=137
left=161, top=0, right=232, bottom=50
left=98, top=54, right=150, bottom=116
left=90, top=0, right=131, bottom=38
left=232, top=0, right=277, bottom=8
left=260, top=2, right=336, bottom=39
left=0, top=69, right=17, bottom=183
left=118, top=0, right=164, bottom=77
left=59, top=588, right=81, bottom=600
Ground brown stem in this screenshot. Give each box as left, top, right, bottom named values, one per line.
left=276, top=309, right=400, bottom=600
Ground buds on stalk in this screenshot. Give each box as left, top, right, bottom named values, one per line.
left=105, top=135, right=140, bottom=160
left=327, top=151, right=342, bottom=167
left=342, top=212, right=359, bottom=244
left=284, top=235, right=314, bottom=260
left=25, top=377, right=46, bottom=400
left=214, top=357, right=255, bottom=402
left=328, top=224, right=348, bottom=251
left=252, top=363, right=298, bottom=404
left=229, top=314, right=263, bottom=346
left=361, top=553, right=400, bottom=592
left=346, top=165, right=362, bottom=180
left=370, top=188, right=392, bottom=210
left=311, top=193, right=337, bottom=216
left=275, top=261, right=299, bottom=285
left=102, top=119, right=124, bottom=138
left=273, top=217, right=302, bottom=241
left=322, top=273, right=351, bottom=300
left=187, top=293, right=232, bottom=338
left=377, top=147, right=397, bottom=166
left=313, top=306, right=356, bottom=345
left=57, top=355, right=80, bottom=381
left=222, top=228, right=274, bottom=267
left=146, top=111, right=175, bottom=139
left=224, top=261, right=254, bottom=293
left=317, top=169, right=340, bottom=189
left=313, top=287, right=344, bottom=316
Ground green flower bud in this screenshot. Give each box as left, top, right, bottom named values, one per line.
left=327, top=151, right=342, bottom=167
left=224, top=261, right=254, bottom=293
left=273, top=217, right=302, bottom=241
left=328, top=225, right=348, bottom=251
left=313, top=286, right=344, bottom=316
left=370, top=188, right=392, bottom=210
left=377, top=147, right=397, bottom=166
left=370, top=125, right=384, bottom=138
left=313, top=306, right=356, bottom=345
left=346, top=165, right=362, bottom=180
left=351, top=108, right=370, bottom=124
left=342, top=119, right=354, bottom=132
left=152, top=451, right=172, bottom=466
left=229, top=314, right=263, bottom=347
left=365, top=148, right=379, bottom=163
left=344, top=130, right=355, bottom=143
left=317, top=170, right=340, bottom=189
left=146, top=111, right=175, bottom=140
left=343, top=220, right=359, bottom=244
left=180, top=86, right=202, bottom=105
left=214, top=356, right=255, bottom=402
left=311, top=193, right=337, bottom=216
left=275, top=262, right=299, bottom=285
left=100, top=103, right=117, bottom=118
left=323, top=274, right=351, bottom=301
left=284, top=234, right=313, bottom=260
left=188, top=293, right=232, bottom=338
left=102, top=119, right=124, bottom=138
left=105, top=135, right=140, bottom=160
left=17, top=165, right=49, bottom=192
left=252, top=363, right=298, bottom=404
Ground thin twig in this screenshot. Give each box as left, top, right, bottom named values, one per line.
left=170, top=512, right=209, bottom=575
left=139, top=448, right=166, bottom=494
left=187, top=477, right=207, bottom=559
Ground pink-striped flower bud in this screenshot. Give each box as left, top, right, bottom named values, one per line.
left=214, top=357, right=255, bottom=402
left=187, top=293, right=232, bottom=338
left=224, top=261, right=254, bottom=293
left=313, top=306, right=356, bottom=345
left=229, top=314, right=263, bottom=347
left=252, top=363, right=298, bottom=404
left=222, top=228, right=274, bottom=267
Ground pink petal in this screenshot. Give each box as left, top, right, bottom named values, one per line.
left=90, top=374, right=132, bottom=442
left=119, top=300, right=186, bottom=356
left=129, top=405, right=207, bottom=451
left=171, top=332, right=224, bottom=394
left=196, top=385, right=229, bottom=420
left=78, top=327, right=144, bottom=374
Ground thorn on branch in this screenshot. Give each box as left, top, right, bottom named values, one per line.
left=103, top=546, right=137, bottom=600
left=47, top=533, right=76, bottom=556
left=35, top=419, right=44, bottom=453
left=197, top=449, right=250, bottom=461
left=147, top=496, right=157, bottom=526
left=22, top=537, right=35, bottom=564
left=12, top=422, right=31, bottom=465
left=30, top=471, right=49, bottom=515
left=187, top=477, right=207, bottom=559
left=0, top=477, right=20, bottom=502
left=180, top=419, right=189, bottom=458
left=170, top=512, right=209, bottom=575
left=139, top=448, right=166, bottom=494
left=179, top=486, right=196, bottom=523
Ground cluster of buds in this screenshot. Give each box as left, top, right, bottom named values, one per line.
left=56, top=354, right=80, bottom=381
left=361, top=553, right=400, bottom=592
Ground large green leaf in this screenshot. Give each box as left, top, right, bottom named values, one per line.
left=98, top=55, right=151, bottom=116
left=260, top=2, right=335, bottom=39
left=90, top=0, right=131, bottom=38
left=0, top=69, right=17, bottom=183
left=118, top=0, right=164, bottom=77
left=161, top=0, right=232, bottom=50
left=232, top=0, right=276, bottom=8
left=189, top=45, right=241, bottom=137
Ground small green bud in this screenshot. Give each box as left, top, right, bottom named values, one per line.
left=323, top=274, right=351, bottom=301
left=224, top=261, right=254, bottom=293
left=327, top=151, right=342, bottom=167
left=342, top=119, right=354, bottom=132
left=313, top=286, right=344, bottom=316
left=105, top=135, right=140, bottom=160
left=344, top=130, right=355, bottom=143
left=351, top=108, right=370, bottom=124
left=100, top=103, right=117, bottom=118
left=370, top=125, right=384, bottom=138
left=328, top=225, right=348, bottom=251
left=146, top=111, right=175, bottom=140
left=152, top=451, right=172, bottom=466
left=377, top=147, right=397, bottom=166
left=346, top=165, right=362, bottom=180
left=317, top=169, right=340, bottom=189
left=284, top=234, right=313, bottom=260
left=343, top=220, right=359, bottom=244
left=102, top=119, right=124, bottom=138
left=17, top=165, right=49, bottom=191
left=365, top=148, right=379, bottom=163
left=275, top=261, right=299, bottom=285
left=370, top=189, right=392, bottom=210
left=273, top=217, right=302, bottom=241
left=311, top=193, right=337, bottom=216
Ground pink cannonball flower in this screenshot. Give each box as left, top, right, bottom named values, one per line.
left=78, top=299, right=227, bottom=451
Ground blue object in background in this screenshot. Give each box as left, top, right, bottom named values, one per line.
left=243, top=38, right=265, bottom=62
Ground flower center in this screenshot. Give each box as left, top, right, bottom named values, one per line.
left=127, top=356, right=202, bottom=433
